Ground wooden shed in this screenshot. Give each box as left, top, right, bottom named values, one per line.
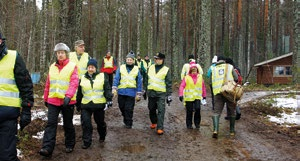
left=254, top=52, right=293, bottom=85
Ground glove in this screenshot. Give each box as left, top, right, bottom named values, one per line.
left=20, top=106, right=31, bottom=131
left=143, top=92, right=147, bottom=100
left=179, top=96, right=183, bottom=102
left=44, top=102, right=48, bottom=107
left=76, top=104, right=81, bottom=112
left=112, top=86, right=117, bottom=98
left=63, top=97, right=71, bottom=107
left=104, top=101, right=113, bottom=111
left=201, top=99, right=207, bottom=105
left=166, top=96, right=172, bottom=105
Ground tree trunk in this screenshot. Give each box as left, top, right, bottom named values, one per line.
left=293, top=0, right=300, bottom=84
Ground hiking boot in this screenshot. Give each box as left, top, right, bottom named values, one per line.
left=65, top=148, right=73, bottom=153
left=187, top=125, right=193, bottom=129
left=125, top=125, right=132, bottom=129
left=157, top=129, right=164, bottom=135
left=81, top=144, right=90, bottom=149
left=39, top=148, right=51, bottom=157
left=195, top=125, right=200, bottom=129
left=150, top=124, right=157, bottom=129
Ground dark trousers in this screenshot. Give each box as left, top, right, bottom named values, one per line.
left=81, top=107, right=106, bottom=145
left=0, top=119, right=19, bottom=161
left=118, top=95, right=135, bottom=126
left=213, top=94, right=236, bottom=116
left=185, top=100, right=201, bottom=127
left=148, top=96, right=166, bottom=130
left=41, top=104, right=75, bottom=154
left=108, top=73, right=113, bottom=87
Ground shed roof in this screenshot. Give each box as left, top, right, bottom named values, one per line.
left=254, top=52, right=293, bottom=67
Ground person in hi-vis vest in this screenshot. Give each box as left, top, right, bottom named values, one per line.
left=0, top=32, right=34, bottom=161
left=69, top=40, right=91, bottom=78
left=143, top=52, right=172, bottom=135
left=112, top=52, right=142, bottom=129
left=179, top=62, right=207, bottom=129
left=39, top=43, right=79, bottom=157
left=209, top=55, right=238, bottom=139
left=76, top=58, right=113, bottom=149
left=100, top=51, right=117, bottom=87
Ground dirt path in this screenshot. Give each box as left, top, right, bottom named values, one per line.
left=21, top=91, right=300, bottom=161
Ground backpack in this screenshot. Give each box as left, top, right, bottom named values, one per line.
left=234, top=68, right=243, bottom=85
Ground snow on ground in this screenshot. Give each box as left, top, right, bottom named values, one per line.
left=267, top=95, right=300, bottom=126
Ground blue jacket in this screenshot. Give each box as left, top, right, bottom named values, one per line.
left=113, top=65, right=142, bottom=97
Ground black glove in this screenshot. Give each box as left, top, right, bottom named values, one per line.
left=179, top=96, right=183, bottom=102
left=44, top=102, right=48, bottom=107
left=107, top=101, right=113, bottom=107
left=20, top=106, right=31, bottom=131
left=63, top=97, right=71, bottom=107
left=76, top=104, right=81, bottom=112
left=143, top=92, right=147, bottom=100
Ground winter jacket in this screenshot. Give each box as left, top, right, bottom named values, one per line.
left=144, top=64, right=172, bottom=97
left=178, top=73, right=207, bottom=98
left=100, top=56, right=117, bottom=74
left=0, top=46, right=33, bottom=123
left=76, top=72, right=112, bottom=109
left=44, top=59, right=79, bottom=106
left=113, top=64, right=142, bottom=97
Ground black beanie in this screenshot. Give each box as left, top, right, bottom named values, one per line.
left=87, top=58, right=98, bottom=69
left=188, top=54, right=194, bottom=59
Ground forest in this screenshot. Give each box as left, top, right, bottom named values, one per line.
left=0, top=0, right=299, bottom=83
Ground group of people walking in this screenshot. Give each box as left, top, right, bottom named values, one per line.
left=0, top=31, right=242, bottom=160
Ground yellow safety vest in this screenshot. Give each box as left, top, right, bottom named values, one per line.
left=212, top=63, right=234, bottom=95
left=104, top=56, right=114, bottom=68
left=69, top=52, right=89, bottom=78
left=48, top=62, right=77, bottom=100
left=183, top=74, right=203, bottom=101
left=142, top=59, right=152, bottom=69
left=136, top=59, right=142, bottom=68
left=0, top=50, right=21, bottom=107
left=118, top=64, right=139, bottom=89
left=147, top=65, right=169, bottom=92
left=80, top=73, right=106, bottom=104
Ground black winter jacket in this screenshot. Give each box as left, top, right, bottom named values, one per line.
left=76, top=72, right=112, bottom=109
left=0, top=45, right=34, bottom=123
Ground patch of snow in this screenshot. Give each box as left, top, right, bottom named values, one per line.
left=32, top=110, right=48, bottom=120
left=267, top=95, right=300, bottom=126
left=32, top=131, right=44, bottom=139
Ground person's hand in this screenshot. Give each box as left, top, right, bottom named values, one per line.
left=179, top=96, right=183, bottom=102
left=107, top=101, right=113, bottom=107
left=136, top=92, right=142, bottom=102
left=20, top=106, right=31, bottom=131
left=112, top=86, right=117, bottom=98
left=76, top=104, right=81, bottom=112
left=44, top=102, right=48, bottom=107
left=63, top=97, right=71, bottom=107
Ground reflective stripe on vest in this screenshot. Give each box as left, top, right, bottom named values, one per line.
left=147, top=65, right=169, bottom=92
left=183, top=74, right=203, bottom=101
left=69, top=52, right=89, bottom=78
left=0, top=50, right=21, bottom=107
left=118, top=64, right=139, bottom=89
left=80, top=73, right=106, bottom=104
left=104, top=57, right=113, bottom=68
left=212, top=63, right=234, bottom=95
left=49, top=62, right=77, bottom=100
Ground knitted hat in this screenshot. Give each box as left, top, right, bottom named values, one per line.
left=126, top=51, right=135, bottom=59
left=87, top=58, right=98, bottom=69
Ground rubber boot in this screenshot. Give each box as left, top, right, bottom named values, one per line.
left=236, top=106, right=241, bottom=120
left=230, top=117, right=235, bottom=136
left=212, top=115, right=219, bottom=138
